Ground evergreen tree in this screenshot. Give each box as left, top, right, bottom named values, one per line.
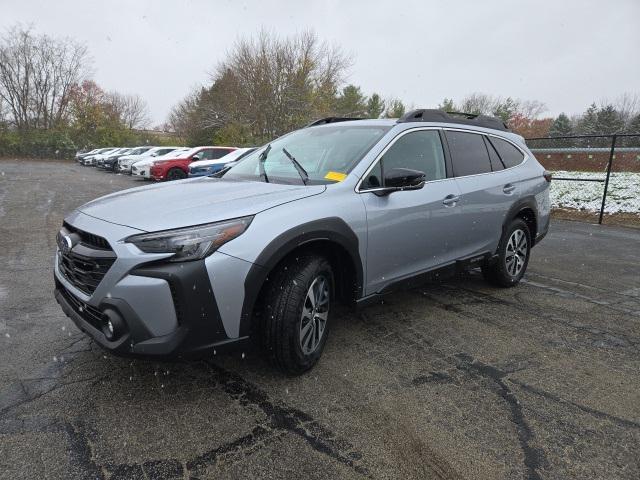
left=383, top=99, right=406, bottom=118
left=576, top=103, right=600, bottom=146
left=549, top=113, right=573, bottom=137
left=493, top=97, right=518, bottom=123
left=577, top=103, right=598, bottom=135
left=366, top=93, right=385, bottom=118
left=628, top=114, right=640, bottom=133
left=622, top=113, right=640, bottom=147
left=335, top=85, right=367, bottom=116
left=596, top=104, right=624, bottom=134
left=438, top=98, right=456, bottom=112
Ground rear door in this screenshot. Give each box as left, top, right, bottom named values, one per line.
left=359, top=128, right=463, bottom=294
left=444, top=129, right=523, bottom=256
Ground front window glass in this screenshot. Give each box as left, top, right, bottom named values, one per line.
left=360, top=130, right=446, bottom=190
left=225, top=125, right=390, bottom=185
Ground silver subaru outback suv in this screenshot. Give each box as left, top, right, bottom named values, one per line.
left=54, top=110, right=550, bottom=373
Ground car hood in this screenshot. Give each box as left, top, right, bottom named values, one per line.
left=77, top=177, right=326, bottom=232
left=132, top=158, right=156, bottom=167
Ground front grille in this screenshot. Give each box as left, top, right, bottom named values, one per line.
left=58, top=251, right=115, bottom=295
left=58, top=224, right=115, bottom=294
left=56, top=279, right=105, bottom=330
left=63, top=222, right=111, bottom=250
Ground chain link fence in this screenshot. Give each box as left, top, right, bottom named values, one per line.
left=526, top=134, right=640, bottom=225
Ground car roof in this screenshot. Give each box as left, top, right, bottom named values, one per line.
left=308, top=118, right=523, bottom=143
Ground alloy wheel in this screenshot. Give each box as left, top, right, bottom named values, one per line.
left=299, top=275, right=330, bottom=355
left=505, top=229, right=528, bottom=276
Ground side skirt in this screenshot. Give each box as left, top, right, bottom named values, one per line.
left=355, top=252, right=492, bottom=310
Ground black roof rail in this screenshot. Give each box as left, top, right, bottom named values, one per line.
left=306, top=116, right=364, bottom=127
left=397, top=109, right=510, bottom=132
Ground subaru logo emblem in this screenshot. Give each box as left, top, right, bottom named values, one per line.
left=56, top=231, right=74, bottom=254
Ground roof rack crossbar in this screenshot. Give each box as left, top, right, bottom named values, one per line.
left=305, top=117, right=363, bottom=128
left=397, top=109, right=509, bottom=132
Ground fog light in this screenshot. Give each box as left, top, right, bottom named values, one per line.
left=101, top=308, right=125, bottom=341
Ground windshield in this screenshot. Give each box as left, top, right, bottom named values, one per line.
left=225, top=125, right=389, bottom=185
left=156, top=148, right=188, bottom=158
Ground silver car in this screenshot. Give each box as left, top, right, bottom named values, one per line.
left=54, top=110, right=550, bottom=373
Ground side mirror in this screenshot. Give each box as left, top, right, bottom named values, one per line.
left=192, top=155, right=200, bottom=162
left=375, top=168, right=425, bottom=195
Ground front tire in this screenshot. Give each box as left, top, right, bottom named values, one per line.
left=482, top=218, right=531, bottom=287
left=261, top=255, right=333, bottom=374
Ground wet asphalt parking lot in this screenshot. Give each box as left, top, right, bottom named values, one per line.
left=0, top=158, right=639, bottom=480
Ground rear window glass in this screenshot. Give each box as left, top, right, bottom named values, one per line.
left=487, top=137, right=524, bottom=168
left=445, top=131, right=492, bottom=176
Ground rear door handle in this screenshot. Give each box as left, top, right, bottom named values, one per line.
left=503, top=184, right=516, bottom=194
left=442, top=194, right=460, bottom=206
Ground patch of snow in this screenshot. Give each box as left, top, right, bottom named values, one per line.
left=551, top=171, right=640, bottom=214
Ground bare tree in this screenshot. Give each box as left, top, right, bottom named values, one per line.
left=0, top=25, right=90, bottom=130
left=458, top=93, right=499, bottom=115
left=184, top=30, right=351, bottom=142
left=106, top=91, right=150, bottom=129
left=611, top=92, right=640, bottom=127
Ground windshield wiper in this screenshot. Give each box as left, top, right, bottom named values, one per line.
left=258, top=144, right=271, bottom=183
left=282, top=147, right=308, bottom=185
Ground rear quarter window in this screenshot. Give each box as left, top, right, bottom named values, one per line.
left=487, top=136, right=525, bottom=168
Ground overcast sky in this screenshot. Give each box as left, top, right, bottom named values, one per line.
left=3, top=0, right=639, bottom=125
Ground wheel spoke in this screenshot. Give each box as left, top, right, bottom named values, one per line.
left=300, top=319, right=313, bottom=339
left=307, top=289, right=316, bottom=308
left=299, top=275, right=331, bottom=355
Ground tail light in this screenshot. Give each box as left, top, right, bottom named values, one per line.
left=543, top=170, right=552, bottom=182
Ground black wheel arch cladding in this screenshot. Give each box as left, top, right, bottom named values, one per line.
left=503, top=196, right=538, bottom=243
left=239, top=217, right=362, bottom=337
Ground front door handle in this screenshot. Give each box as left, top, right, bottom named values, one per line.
left=503, top=184, right=516, bottom=194
left=442, top=194, right=460, bottom=206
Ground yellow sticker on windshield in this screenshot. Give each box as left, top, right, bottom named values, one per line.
left=324, top=171, right=347, bottom=182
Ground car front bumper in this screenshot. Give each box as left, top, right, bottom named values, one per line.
left=53, top=211, right=254, bottom=356
left=131, top=166, right=151, bottom=178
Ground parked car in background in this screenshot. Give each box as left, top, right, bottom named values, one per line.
left=96, top=148, right=130, bottom=169
left=75, top=149, right=99, bottom=163
left=150, top=146, right=236, bottom=181
left=102, top=147, right=150, bottom=171
left=53, top=110, right=550, bottom=373
left=117, top=147, right=181, bottom=174
left=188, top=147, right=256, bottom=177
left=83, top=148, right=117, bottom=166
left=131, top=148, right=191, bottom=179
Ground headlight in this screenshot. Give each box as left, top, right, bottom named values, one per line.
left=125, top=216, right=253, bottom=262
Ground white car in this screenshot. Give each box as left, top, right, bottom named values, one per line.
left=83, top=148, right=117, bottom=166
left=131, top=148, right=190, bottom=179
left=117, top=146, right=181, bottom=174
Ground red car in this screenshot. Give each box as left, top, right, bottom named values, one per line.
left=150, top=146, right=237, bottom=181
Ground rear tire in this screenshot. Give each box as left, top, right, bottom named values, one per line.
left=167, top=168, right=187, bottom=181
left=261, top=255, right=333, bottom=375
left=482, top=218, right=531, bottom=287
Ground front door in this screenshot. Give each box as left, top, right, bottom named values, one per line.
left=359, top=128, right=463, bottom=295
